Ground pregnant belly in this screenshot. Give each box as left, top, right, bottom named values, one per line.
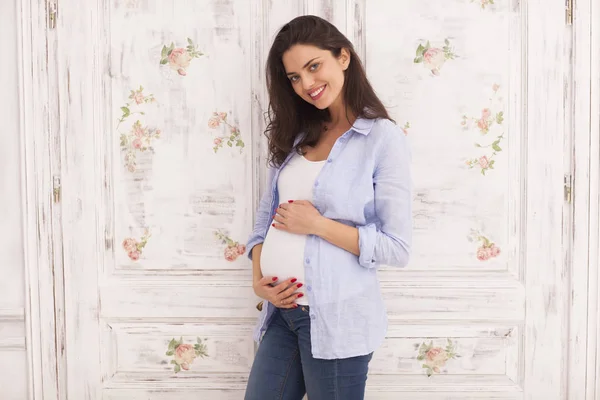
left=260, top=226, right=307, bottom=283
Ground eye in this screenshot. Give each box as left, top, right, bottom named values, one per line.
left=310, top=63, right=320, bottom=71
left=289, top=75, right=299, bottom=83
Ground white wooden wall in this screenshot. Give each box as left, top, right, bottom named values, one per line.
left=5, top=0, right=600, bottom=399
left=0, top=0, right=29, bottom=399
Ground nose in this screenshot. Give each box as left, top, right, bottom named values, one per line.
left=302, top=76, right=315, bottom=91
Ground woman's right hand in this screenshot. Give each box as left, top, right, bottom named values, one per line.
left=253, top=276, right=304, bottom=309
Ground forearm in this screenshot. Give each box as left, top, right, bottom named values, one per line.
left=251, top=244, right=264, bottom=284
left=313, top=217, right=360, bottom=256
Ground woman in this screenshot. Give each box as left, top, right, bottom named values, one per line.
left=244, top=15, right=412, bottom=400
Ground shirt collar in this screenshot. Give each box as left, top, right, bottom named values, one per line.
left=350, top=116, right=375, bottom=135
left=292, top=116, right=376, bottom=147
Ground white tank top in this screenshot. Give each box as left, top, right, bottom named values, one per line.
left=260, top=152, right=326, bottom=306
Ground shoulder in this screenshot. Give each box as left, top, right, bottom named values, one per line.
left=367, top=118, right=410, bottom=157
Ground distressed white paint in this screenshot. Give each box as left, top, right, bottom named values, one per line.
left=12, top=1, right=600, bottom=400
left=0, top=1, right=29, bottom=399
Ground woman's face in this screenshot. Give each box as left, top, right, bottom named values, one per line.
left=282, top=44, right=350, bottom=110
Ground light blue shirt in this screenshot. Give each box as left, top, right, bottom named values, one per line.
left=246, top=117, right=412, bottom=359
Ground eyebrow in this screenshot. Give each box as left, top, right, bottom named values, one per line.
left=286, top=57, right=320, bottom=76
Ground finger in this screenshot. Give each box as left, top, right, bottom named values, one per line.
left=258, top=276, right=279, bottom=286
left=271, top=222, right=289, bottom=231
left=292, top=200, right=311, bottom=206
left=273, top=277, right=299, bottom=292
left=275, top=208, right=289, bottom=218
left=278, top=203, right=290, bottom=210
left=277, top=282, right=304, bottom=300
left=273, top=215, right=286, bottom=224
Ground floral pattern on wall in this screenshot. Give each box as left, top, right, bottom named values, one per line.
left=417, top=339, right=460, bottom=377
left=414, top=39, right=457, bottom=76
left=401, top=122, right=410, bottom=135
left=160, top=38, right=204, bottom=76
left=122, top=229, right=151, bottom=261
left=472, top=0, right=495, bottom=9
left=208, top=112, right=245, bottom=153
left=166, top=337, right=209, bottom=373
left=461, top=84, right=504, bottom=175
left=118, top=86, right=161, bottom=172
left=214, top=230, right=246, bottom=261
left=468, top=229, right=501, bottom=261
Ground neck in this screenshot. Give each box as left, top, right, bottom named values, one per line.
left=327, top=102, right=356, bottom=129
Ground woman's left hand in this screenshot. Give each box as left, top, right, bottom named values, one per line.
left=273, top=200, right=324, bottom=235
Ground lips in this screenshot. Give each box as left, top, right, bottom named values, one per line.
left=308, top=84, right=326, bottom=101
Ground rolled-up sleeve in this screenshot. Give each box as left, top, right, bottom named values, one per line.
left=246, top=165, right=276, bottom=261
left=357, top=127, right=412, bottom=268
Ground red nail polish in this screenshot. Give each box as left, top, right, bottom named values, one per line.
left=291, top=278, right=297, bottom=283
left=272, top=223, right=275, bottom=227
left=297, top=283, right=303, bottom=288
left=272, top=277, right=278, bottom=281
left=288, top=200, right=294, bottom=203
left=297, top=293, right=304, bottom=298
left=293, top=304, right=298, bottom=308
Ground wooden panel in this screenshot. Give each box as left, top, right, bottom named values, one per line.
left=101, top=323, right=253, bottom=384
left=366, top=0, right=521, bottom=272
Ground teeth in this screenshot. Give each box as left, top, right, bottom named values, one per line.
left=309, top=86, right=325, bottom=98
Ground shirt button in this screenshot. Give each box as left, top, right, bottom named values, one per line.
left=305, top=258, right=310, bottom=264
left=314, top=181, right=319, bottom=187
left=310, top=314, right=316, bottom=320
left=327, top=158, right=332, bottom=163
left=307, top=285, right=312, bottom=291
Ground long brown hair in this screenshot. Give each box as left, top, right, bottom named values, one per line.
left=264, top=15, right=394, bottom=167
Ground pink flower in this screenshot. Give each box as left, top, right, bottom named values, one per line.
left=177, top=68, right=187, bottom=76
left=425, top=347, right=448, bottom=369
left=132, top=138, right=143, bottom=149
left=477, top=246, right=490, bottom=261
left=218, top=112, right=227, bottom=120
left=208, top=117, right=221, bottom=128
left=127, top=164, right=136, bottom=173
left=168, top=48, right=192, bottom=73
left=477, top=118, right=489, bottom=132
left=401, top=128, right=408, bottom=135
left=236, top=244, right=246, bottom=255
left=128, top=250, right=140, bottom=261
left=489, top=244, right=501, bottom=257
left=422, top=47, right=446, bottom=75
left=224, top=246, right=239, bottom=261
left=133, top=125, right=145, bottom=138
left=122, top=238, right=137, bottom=251
left=174, top=344, right=197, bottom=370
left=478, top=156, right=489, bottom=169
left=492, top=83, right=500, bottom=92
left=214, top=138, right=222, bottom=145
left=132, top=92, right=145, bottom=104
left=481, top=108, right=491, bottom=119
left=154, top=129, right=162, bottom=137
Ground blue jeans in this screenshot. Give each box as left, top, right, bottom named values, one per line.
left=244, top=306, right=373, bottom=400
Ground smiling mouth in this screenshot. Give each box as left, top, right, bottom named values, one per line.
left=308, top=85, right=326, bottom=100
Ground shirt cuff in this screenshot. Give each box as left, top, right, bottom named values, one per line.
left=357, top=223, right=378, bottom=268
left=245, top=237, right=265, bottom=261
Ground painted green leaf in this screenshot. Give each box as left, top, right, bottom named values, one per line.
left=445, top=38, right=450, bottom=46
left=416, top=44, right=424, bottom=56
left=121, top=107, right=130, bottom=116
left=166, top=350, right=174, bottom=356
left=161, top=46, right=167, bottom=58
left=174, top=364, right=181, bottom=373
left=425, top=40, right=431, bottom=49
left=414, top=57, right=423, bottom=63
left=474, top=143, right=481, bottom=147
left=160, top=59, right=168, bottom=65
left=492, top=143, right=502, bottom=152
left=227, top=142, right=233, bottom=147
